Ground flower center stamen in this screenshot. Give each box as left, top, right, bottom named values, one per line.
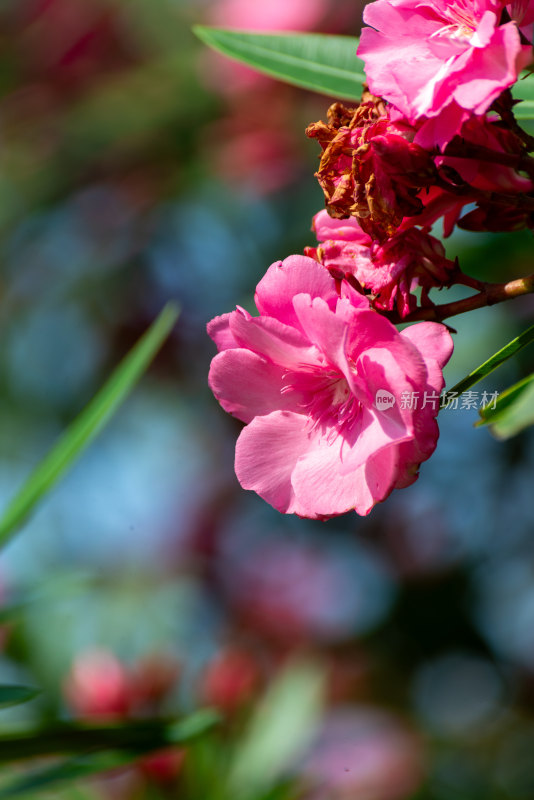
left=283, top=366, right=361, bottom=440
left=432, top=1, right=477, bottom=40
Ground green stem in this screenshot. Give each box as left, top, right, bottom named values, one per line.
left=0, top=711, right=219, bottom=764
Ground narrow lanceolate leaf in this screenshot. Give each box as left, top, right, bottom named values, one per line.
left=0, top=303, right=180, bottom=549
left=0, top=686, right=40, bottom=710
left=0, top=752, right=131, bottom=799
left=477, top=372, right=534, bottom=439
left=228, top=661, right=324, bottom=799
left=445, top=322, right=534, bottom=399
left=0, top=712, right=220, bottom=799
left=512, top=74, right=534, bottom=120
left=193, top=27, right=365, bottom=101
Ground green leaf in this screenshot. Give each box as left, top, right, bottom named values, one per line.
left=227, top=661, right=324, bottom=799
left=513, top=74, right=534, bottom=120
left=166, top=709, right=222, bottom=743
left=0, top=303, right=179, bottom=550
left=0, top=603, right=24, bottom=624
left=0, top=686, right=40, bottom=710
left=193, top=27, right=364, bottom=101
left=0, top=752, right=131, bottom=799
left=255, top=781, right=300, bottom=800
left=444, top=322, right=534, bottom=400
left=0, top=710, right=219, bottom=764
left=477, top=371, right=534, bottom=439
left=0, top=715, right=219, bottom=796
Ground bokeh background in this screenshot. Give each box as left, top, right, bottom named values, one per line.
left=0, top=1, right=534, bottom=798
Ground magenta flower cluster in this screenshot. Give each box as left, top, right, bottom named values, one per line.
left=359, top=0, right=532, bottom=148
left=208, top=0, right=533, bottom=518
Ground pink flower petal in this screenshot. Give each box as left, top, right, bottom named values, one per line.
left=207, top=313, right=239, bottom=351
left=354, top=345, right=424, bottom=429
left=292, top=295, right=364, bottom=398
left=400, top=322, right=454, bottom=392
left=255, top=255, right=337, bottom=330
left=229, top=308, right=318, bottom=368
left=292, top=431, right=398, bottom=516
left=235, top=411, right=316, bottom=517
left=337, top=406, right=412, bottom=475
left=395, top=416, right=440, bottom=489
left=209, top=349, right=301, bottom=423
left=312, top=210, right=370, bottom=244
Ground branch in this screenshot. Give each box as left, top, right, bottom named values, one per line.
left=434, top=173, right=534, bottom=211
left=437, top=141, right=534, bottom=181
left=385, top=273, right=534, bottom=324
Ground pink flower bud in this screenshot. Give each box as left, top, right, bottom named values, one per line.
left=198, top=648, right=261, bottom=713
left=63, top=650, right=131, bottom=719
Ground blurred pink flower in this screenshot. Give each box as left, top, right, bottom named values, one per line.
left=64, top=650, right=184, bottom=791
left=64, top=650, right=131, bottom=719
left=307, top=210, right=456, bottom=317
left=20, top=0, right=132, bottom=92
left=206, top=89, right=301, bottom=193
left=210, top=0, right=327, bottom=31
left=208, top=255, right=453, bottom=518
left=358, top=0, right=532, bottom=147
left=64, top=650, right=179, bottom=719
left=218, top=533, right=392, bottom=644
left=198, top=647, right=261, bottom=712
left=301, top=708, right=424, bottom=800
left=223, top=542, right=359, bottom=643
left=204, top=0, right=328, bottom=93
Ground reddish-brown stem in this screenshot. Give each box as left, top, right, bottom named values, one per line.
left=434, top=174, right=534, bottom=210
left=492, top=92, right=534, bottom=152
left=436, top=143, right=534, bottom=180
left=453, top=272, right=486, bottom=292
left=384, top=273, right=534, bottom=324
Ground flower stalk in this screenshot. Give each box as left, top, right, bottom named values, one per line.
left=387, top=273, right=534, bottom=324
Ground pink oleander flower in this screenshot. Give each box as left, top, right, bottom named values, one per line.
left=307, top=210, right=457, bottom=317
left=418, top=112, right=534, bottom=233
left=306, top=94, right=534, bottom=239
left=439, top=113, right=534, bottom=192
left=358, top=0, right=532, bottom=147
left=208, top=255, right=453, bottom=518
